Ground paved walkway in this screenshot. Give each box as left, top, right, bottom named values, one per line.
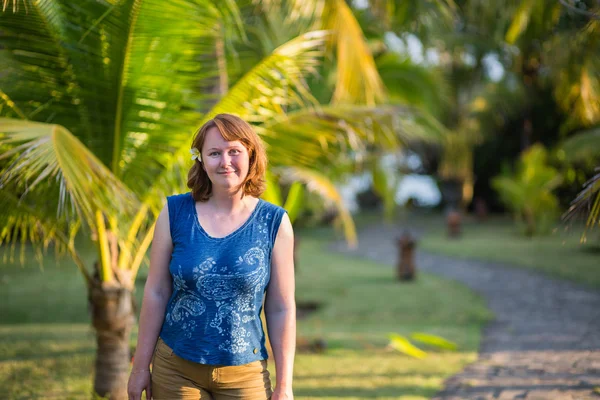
left=331, top=224, right=600, bottom=400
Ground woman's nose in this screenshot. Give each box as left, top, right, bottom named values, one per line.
left=220, top=153, right=231, bottom=166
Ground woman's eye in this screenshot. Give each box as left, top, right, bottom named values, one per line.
left=230, top=149, right=240, bottom=155
left=210, top=152, right=219, bottom=156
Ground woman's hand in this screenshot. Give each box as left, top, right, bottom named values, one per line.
left=127, top=370, right=152, bottom=400
left=271, top=387, right=293, bottom=400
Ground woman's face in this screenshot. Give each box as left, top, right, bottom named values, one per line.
left=201, top=127, right=250, bottom=192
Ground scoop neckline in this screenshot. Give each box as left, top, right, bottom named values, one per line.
left=190, top=194, right=263, bottom=241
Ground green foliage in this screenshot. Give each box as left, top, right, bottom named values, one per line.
left=492, top=144, right=563, bottom=236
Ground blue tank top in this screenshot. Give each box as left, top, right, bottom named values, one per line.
left=158, top=192, right=286, bottom=366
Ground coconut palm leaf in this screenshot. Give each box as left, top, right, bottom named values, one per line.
left=0, top=0, right=234, bottom=191
left=255, top=0, right=387, bottom=105
left=209, top=30, right=326, bottom=121
left=262, top=105, right=444, bottom=170
left=280, top=166, right=357, bottom=247
left=0, top=119, right=137, bottom=222
left=410, top=332, right=458, bottom=351
left=0, top=119, right=139, bottom=282
left=563, top=168, right=600, bottom=241
left=321, top=0, right=386, bottom=105
left=0, top=189, right=90, bottom=282
left=388, top=333, right=427, bottom=359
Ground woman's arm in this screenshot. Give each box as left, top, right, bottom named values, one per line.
left=127, top=204, right=173, bottom=400
left=265, top=213, right=296, bottom=399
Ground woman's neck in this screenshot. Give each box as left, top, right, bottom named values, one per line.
left=208, top=189, right=251, bottom=216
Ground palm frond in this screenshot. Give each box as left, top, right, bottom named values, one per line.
left=0, top=119, right=138, bottom=223
left=0, top=1, right=96, bottom=140
left=321, top=0, right=386, bottom=105
left=0, top=0, right=233, bottom=186
left=280, top=166, right=357, bottom=248
left=563, top=167, right=600, bottom=242
left=0, top=189, right=90, bottom=283
left=262, top=105, right=444, bottom=172
left=209, top=30, right=326, bottom=121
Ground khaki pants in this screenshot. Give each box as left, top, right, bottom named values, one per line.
left=151, top=338, right=273, bottom=399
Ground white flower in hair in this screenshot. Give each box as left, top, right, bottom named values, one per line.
left=190, top=147, right=202, bottom=162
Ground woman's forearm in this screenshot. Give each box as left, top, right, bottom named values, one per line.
left=131, top=289, right=171, bottom=371
left=266, top=306, right=296, bottom=390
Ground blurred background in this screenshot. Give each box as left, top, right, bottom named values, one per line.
left=0, top=0, right=599, bottom=399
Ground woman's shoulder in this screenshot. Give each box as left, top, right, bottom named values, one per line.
left=168, top=192, right=193, bottom=201
left=167, top=192, right=192, bottom=205
left=166, top=192, right=193, bottom=213
left=258, top=199, right=287, bottom=215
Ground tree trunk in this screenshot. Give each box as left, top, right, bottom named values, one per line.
left=89, top=280, right=136, bottom=400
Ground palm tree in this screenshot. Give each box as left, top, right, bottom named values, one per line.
left=0, top=1, right=442, bottom=398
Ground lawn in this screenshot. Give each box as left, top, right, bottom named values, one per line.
left=0, top=228, right=491, bottom=399
left=393, top=211, right=600, bottom=289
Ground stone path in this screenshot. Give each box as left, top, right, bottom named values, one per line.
left=331, top=224, right=600, bottom=400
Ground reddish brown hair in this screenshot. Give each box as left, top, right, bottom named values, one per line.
left=187, top=114, right=267, bottom=201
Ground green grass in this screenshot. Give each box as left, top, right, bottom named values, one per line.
left=0, top=228, right=491, bottom=399
left=392, top=212, right=600, bottom=289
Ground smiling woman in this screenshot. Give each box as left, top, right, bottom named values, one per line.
left=128, top=113, right=296, bottom=400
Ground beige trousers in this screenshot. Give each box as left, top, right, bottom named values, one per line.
left=151, top=338, right=273, bottom=400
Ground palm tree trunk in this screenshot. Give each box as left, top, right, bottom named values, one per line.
left=89, top=279, right=136, bottom=400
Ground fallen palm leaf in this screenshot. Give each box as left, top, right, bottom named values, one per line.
left=410, top=332, right=458, bottom=351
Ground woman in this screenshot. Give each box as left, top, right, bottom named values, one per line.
left=127, top=113, right=296, bottom=400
